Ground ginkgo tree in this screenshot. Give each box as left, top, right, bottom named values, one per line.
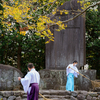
left=0, top=0, right=100, bottom=71
left=0, top=0, right=100, bottom=43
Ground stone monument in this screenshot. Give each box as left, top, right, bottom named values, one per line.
left=39, top=0, right=96, bottom=91
left=46, top=0, right=86, bottom=69
left=0, top=64, right=23, bottom=90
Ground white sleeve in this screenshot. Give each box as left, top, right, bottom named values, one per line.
left=75, top=67, right=79, bottom=73
left=74, top=67, right=79, bottom=77
left=66, top=64, right=70, bottom=76
left=21, top=73, right=31, bottom=93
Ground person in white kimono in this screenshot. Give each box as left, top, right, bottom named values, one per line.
left=18, top=63, right=40, bottom=100
left=66, top=61, right=79, bottom=91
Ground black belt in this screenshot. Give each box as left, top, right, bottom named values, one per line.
left=29, top=83, right=38, bottom=87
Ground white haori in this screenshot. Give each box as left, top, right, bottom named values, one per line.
left=66, top=64, right=79, bottom=77
left=21, top=68, right=40, bottom=93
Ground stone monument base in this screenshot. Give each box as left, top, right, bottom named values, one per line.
left=0, top=64, right=23, bottom=90
left=39, top=69, right=96, bottom=91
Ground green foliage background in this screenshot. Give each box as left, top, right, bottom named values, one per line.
left=0, top=29, right=45, bottom=75
left=0, top=30, right=45, bottom=75
left=86, top=9, right=100, bottom=78
left=0, top=0, right=45, bottom=75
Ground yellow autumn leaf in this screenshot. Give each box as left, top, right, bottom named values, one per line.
left=65, top=11, right=68, bottom=14
left=45, top=41, right=49, bottom=44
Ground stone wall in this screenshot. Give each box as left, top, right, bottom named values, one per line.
left=0, top=91, right=25, bottom=100
left=0, top=64, right=23, bottom=90
left=39, top=69, right=96, bottom=91
left=0, top=90, right=100, bottom=100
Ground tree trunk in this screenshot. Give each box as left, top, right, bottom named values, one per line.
left=17, top=44, right=22, bottom=70
left=98, top=3, right=100, bottom=11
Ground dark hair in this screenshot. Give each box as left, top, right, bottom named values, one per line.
left=73, top=60, right=78, bottom=63
left=27, top=63, right=34, bottom=69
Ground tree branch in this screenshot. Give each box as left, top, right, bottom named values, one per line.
left=40, top=1, right=100, bottom=33
left=62, top=1, right=100, bottom=23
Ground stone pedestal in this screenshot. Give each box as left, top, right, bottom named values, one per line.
left=39, top=69, right=66, bottom=90
left=39, top=69, right=96, bottom=91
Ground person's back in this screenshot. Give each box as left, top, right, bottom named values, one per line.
left=18, top=63, right=40, bottom=100
left=29, top=69, right=40, bottom=85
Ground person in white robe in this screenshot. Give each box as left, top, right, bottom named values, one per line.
left=18, top=63, right=40, bottom=100
left=66, top=61, right=79, bottom=91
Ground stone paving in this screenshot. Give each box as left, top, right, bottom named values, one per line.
left=0, top=90, right=100, bottom=100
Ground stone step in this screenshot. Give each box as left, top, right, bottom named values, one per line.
left=22, top=90, right=71, bottom=99
left=22, top=98, right=70, bottom=100
left=39, top=95, right=70, bottom=99
left=38, top=98, right=70, bottom=100
left=39, top=90, right=71, bottom=95
left=22, top=94, right=70, bottom=99
left=22, top=95, right=27, bottom=98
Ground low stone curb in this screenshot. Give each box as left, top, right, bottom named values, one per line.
left=0, top=90, right=100, bottom=100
